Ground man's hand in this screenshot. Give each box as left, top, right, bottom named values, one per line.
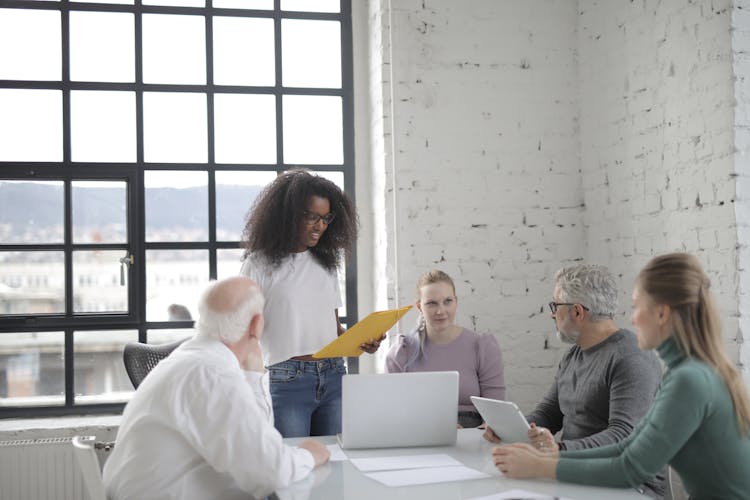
left=527, top=423, right=559, bottom=453
left=483, top=426, right=502, bottom=443
left=299, top=439, right=330, bottom=467
left=242, top=339, right=265, bottom=372
left=359, top=333, right=386, bottom=354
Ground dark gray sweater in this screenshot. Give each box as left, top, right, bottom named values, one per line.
left=526, top=328, right=664, bottom=496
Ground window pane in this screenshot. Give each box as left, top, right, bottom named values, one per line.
left=216, top=170, right=277, bottom=241
left=282, top=19, right=341, bottom=88
left=72, top=0, right=134, bottom=4
left=70, top=11, right=135, bottom=83
left=281, top=0, right=339, bottom=13
left=213, top=17, right=274, bottom=86
left=0, top=89, right=62, bottom=161
left=214, top=0, right=271, bottom=8
left=146, top=250, right=208, bottom=322
left=74, top=330, right=136, bottom=403
left=143, top=92, right=207, bottom=163
left=73, top=251, right=129, bottom=313
left=0, top=252, right=65, bottom=316
left=73, top=181, right=127, bottom=244
left=143, top=14, right=206, bottom=85
left=0, top=181, right=64, bottom=244
left=311, top=170, right=344, bottom=190
left=148, top=329, right=193, bottom=344
left=337, top=269, right=346, bottom=317
left=283, top=95, right=343, bottom=164
left=143, top=0, right=204, bottom=5
left=0, top=332, right=65, bottom=406
left=0, top=9, right=60, bottom=81
left=218, top=248, right=244, bottom=280
left=214, top=94, right=276, bottom=164
left=145, top=171, right=208, bottom=242
left=71, top=91, right=136, bottom=162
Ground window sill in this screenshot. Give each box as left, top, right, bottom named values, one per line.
left=0, top=414, right=120, bottom=442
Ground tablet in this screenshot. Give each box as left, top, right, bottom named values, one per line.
left=470, top=396, right=530, bottom=444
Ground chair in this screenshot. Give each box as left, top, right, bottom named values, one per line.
left=71, top=436, right=106, bottom=500
left=666, top=466, right=689, bottom=500
left=123, top=338, right=188, bottom=389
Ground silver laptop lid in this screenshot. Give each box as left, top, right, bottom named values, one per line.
left=340, top=371, right=459, bottom=449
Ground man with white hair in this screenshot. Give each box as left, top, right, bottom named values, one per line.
left=485, top=264, right=664, bottom=497
left=104, top=276, right=329, bottom=500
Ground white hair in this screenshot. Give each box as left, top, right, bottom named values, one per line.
left=197, top=280, right=265, bottom=344
left=555, top=264, right=618, bottom=321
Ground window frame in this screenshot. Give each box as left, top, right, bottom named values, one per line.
left=0, top=0, right=356, bottom=418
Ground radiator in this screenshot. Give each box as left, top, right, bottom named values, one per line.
left=0, top=436, right=95, bottom=500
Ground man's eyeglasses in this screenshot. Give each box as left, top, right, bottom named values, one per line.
left=548, top=302, right=590, bottom=314
left=302, top=210, right=336, bottom=226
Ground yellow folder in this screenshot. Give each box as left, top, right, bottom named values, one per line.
left=313, top=305, right=413, bottom=358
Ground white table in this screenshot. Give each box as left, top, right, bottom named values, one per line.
left=277, top=429, right=646, bottom=500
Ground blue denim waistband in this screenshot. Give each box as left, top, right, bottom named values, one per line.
left=272, top=357, right=345, bottom=373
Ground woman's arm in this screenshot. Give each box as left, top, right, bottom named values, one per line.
left=477, top=333, right=506, bottom=400
left=556, top=366, right=706, bottom=488
left=384, top=334, right=411, bottom=372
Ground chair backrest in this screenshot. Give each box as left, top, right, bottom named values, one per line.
left=666, top=466, right=689, bottom=500
left=72, top=436, right=106, bottom=500
left=123, top=338, right=188, bottom=389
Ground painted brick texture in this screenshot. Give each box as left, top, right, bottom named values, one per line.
left=371, top=0, right=582, bottom=410
left=364, top=0, right=748, bottom=410
left=578, top=0, right=743, bottom=365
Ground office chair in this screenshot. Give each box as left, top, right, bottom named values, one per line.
left=123, top=338, right=188, bottom=389
left=72, top=436, right=107, bottom=500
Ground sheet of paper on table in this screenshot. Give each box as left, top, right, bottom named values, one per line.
left=350, top=453, right=462, bottom=472
left=365, top=465, right=490, bottom=487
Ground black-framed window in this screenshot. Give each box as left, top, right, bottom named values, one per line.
left=0, top=0, right=355, bottom=418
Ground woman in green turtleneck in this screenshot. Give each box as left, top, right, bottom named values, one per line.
left=493, top=253, right=750, bottom=499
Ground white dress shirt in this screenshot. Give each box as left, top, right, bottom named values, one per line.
left=103, top=334, right=315, bottom=500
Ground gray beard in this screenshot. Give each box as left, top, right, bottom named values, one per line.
left=556, top=329, right=579, bottom=345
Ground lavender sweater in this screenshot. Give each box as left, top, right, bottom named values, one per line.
left=385, top=329, right=506, bottom=412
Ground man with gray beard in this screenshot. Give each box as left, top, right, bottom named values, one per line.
left=485, top=264, right=664, bottom=497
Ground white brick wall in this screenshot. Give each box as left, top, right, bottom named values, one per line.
left=356, top=0, right=748, bottom=410
left=733, top=0, right=750, bottom=370
left=361, top=0, right=582, bottom=410
left=578, top=0, right=742, bottom=368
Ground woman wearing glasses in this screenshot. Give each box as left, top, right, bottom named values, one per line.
left=385, top=269, right=506, bottom=428
left=492, top=253, right=750, bottom=499
left=240, top=169, right=378, bottom=438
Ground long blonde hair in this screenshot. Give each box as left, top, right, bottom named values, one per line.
left=403, top=269, right=457, bottom=369
left=637, top=253, right=750, bottom=435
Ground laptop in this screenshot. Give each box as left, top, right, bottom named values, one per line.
left=338, top=371, right=459, bottom=449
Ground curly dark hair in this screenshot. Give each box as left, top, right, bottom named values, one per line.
left=241, top=169, right=358, bottom=271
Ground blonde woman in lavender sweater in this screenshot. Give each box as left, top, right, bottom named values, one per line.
left=385, top=269, right=506, bottom=428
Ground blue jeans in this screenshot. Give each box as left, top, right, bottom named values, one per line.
left=268, top=358, right=346, bottom=438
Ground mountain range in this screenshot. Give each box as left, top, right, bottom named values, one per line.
left=0, top=182, right=264, bottom=233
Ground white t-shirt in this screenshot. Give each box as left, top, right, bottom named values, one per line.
left=240, top=250, right=342, bottom=365
left=102, top=334, right=315, bottom=500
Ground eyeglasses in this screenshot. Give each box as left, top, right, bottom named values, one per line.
left=548, top=302, right=590, bottom=314
left=302, top=210, right=335, bottom=226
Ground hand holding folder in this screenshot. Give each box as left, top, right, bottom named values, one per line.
left=313, top=305, right=413, bottom=358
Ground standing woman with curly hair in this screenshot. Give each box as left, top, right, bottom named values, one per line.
left=240, top=169, right=382, bottom=438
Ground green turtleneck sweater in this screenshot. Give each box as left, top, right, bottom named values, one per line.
left=556, top=337, right=750, bottom=499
